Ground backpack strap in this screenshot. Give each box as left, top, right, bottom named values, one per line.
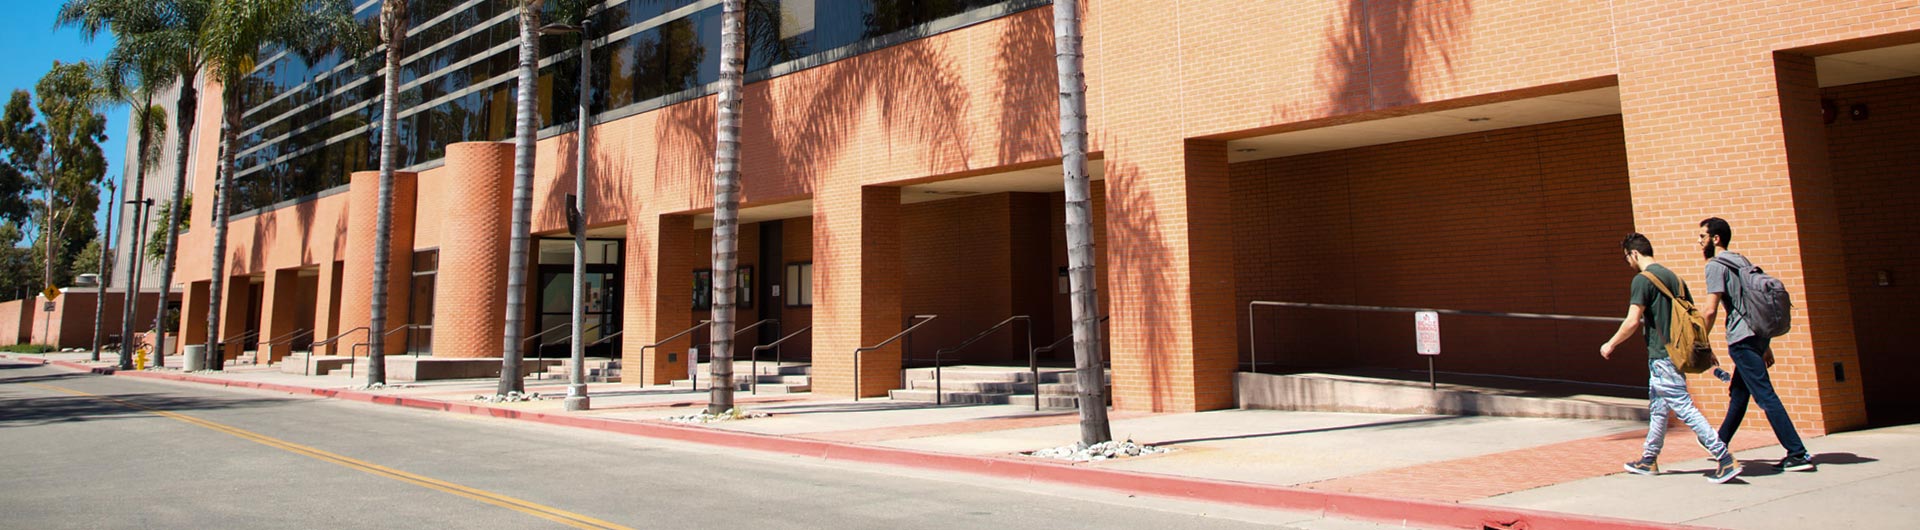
left=1711, top=255, right=1745, bottom=313
left=1639, top=271, right=1682, bottom=301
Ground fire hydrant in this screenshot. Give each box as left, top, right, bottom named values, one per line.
left=133, top=346, right=148, bottom=371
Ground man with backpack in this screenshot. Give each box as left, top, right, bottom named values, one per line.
left=1601, top=233, right=1741, bottom=483
left=1698, top=217, right=1814, bottom=472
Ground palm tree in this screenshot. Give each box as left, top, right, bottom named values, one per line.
left=705, top=0, right=745, bottom=414
left=199, top=0, right=365, bottom=371
left=58, top=0, right=213, bottom=370
left=1052, top=0, right=1111, bottom=445
left=365, top=0, right=407, bottom=387
left=93, top=50, right=174, bottom=369
left=497, top=0, right=546, bottom=397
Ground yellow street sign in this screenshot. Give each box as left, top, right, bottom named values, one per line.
left=42, top=286, right=61, bottom=301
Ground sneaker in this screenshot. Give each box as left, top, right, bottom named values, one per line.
left=1707, top=454, right=1742, bottom=484
left=1622, top=457, right=1659, bottom=476
left=1776, top=454, right=1816, bottom=472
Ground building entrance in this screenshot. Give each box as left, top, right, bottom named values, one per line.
left=535, top=238, right=623, bottom=359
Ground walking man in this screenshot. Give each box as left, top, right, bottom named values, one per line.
left=1602, top=233, right=1741, bottom=483
left=1698, top=217, right=1814, bottom=472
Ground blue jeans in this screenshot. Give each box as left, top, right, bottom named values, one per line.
left=1717, top=336, right=1808, bottom=459
left=1645, top=358, right=1728, bottom=460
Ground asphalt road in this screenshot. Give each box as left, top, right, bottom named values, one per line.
left=0, top=360, right=1370, bottom=529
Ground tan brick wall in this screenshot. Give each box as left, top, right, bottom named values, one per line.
left=433, top=144, right=515, bottom=359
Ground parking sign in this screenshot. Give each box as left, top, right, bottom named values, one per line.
left=1415, top=311, right=1440, bottom=355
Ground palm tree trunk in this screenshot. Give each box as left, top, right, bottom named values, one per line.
left=705, top=0, right=745, bottom=415
left=90, top=183, right=117, bottom=362
left=119, top=97, right=154, bottom=370
left=152, top=75, right=199, bottom=370
left=1054, top=0, right=1111, bottom=446
left=498, top=5, right=540, bottom=396
left=369, top=5, right=408, bottom=387
left=203, top=91, right=239, bottom=372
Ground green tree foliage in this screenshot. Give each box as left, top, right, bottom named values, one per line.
left=0, top=223, right=38, bottom=299
left=145, top=194, right=188, bottom=261
left=29, top=61, right=110, bottom=290
left=0, top=92, right=38, bottom=225
left=71, top=237, right=110, bottom=283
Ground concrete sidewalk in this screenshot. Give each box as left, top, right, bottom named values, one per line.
left=13, top=351, right=1914, bottom=529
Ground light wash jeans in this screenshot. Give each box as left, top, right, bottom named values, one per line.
left=1644, top=358, right=1728, bottom=461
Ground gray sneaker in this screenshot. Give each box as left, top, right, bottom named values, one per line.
left=1776, top=454, right=1816, bottom=472
left=1707, top=454, right=1742, bottom=484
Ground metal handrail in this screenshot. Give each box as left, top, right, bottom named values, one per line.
left=929, top=316, right=1034, bottom=409
left=635, top=320, right=711, bottom=388
left=350, top=324, right=416, bottom=380
left=257, top=328, right=313, bottom=365
left=1033, top=315, right=1110, bottom=357
left=586, top=330, right=622, bottom=348
left=1246, top=300, right=1624, bottom=373
left=693, top=319, right=778, bottom=391
left=528, top=323, right=612, bottom=381
left=853, top=315, right=937, bottom=401
left=750, top=325, right=810, bottom=395
left=307, top=326, right=368, bottom=376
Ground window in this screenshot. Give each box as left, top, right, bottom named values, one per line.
left=693, top=269, right=712, bottom=310
left=785, top=262, right=812, bottom=307
left=408, top=249, right=438, bottom=355
left=694, top=267, right=753, bottom=310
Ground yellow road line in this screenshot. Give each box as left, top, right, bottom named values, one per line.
left=28, top=383, right=632, bottom=530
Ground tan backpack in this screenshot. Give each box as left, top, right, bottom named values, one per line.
left=1638, top=271, right=1714, bottom=374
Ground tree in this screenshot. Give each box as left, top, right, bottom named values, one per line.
left=73, top=236, right=111, bottom=282
left=705, top=0, right=745, bottom=414
left=0, top=92, right=35, bottom=226
left=30, top=61, right=110, bottom=300
left=59, top=0, right=216, bottom=370
left=199, top=0, right=365, bottom=371
left=366, top=0, right=408, bottom=387
left=97, top=39, right=174, bottom=367
left=0, top=223, right=36, bottom=299
left=1053, top=0, right=1111, bottom=445
left=145, top=195, right=188, bottom=261
left=497, top=0, right=547, bottom=397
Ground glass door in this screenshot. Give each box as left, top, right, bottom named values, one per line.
left=535, top=239, right=623, bottom=358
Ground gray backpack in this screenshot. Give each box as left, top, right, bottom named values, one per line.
left=1713, top=255, right=1793, bottom=338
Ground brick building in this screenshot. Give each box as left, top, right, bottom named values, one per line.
left=97, top=1, right=1920, bottom=434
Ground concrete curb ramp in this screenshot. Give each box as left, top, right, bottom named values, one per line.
left=6, top=354, right=1704, bottom=530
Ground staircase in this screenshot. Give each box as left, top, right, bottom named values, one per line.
left=670, top=361, right=812, bottom=394
left=533, top=358, right=621, bottom=383
left=888, top=366, right=1110, bottom=409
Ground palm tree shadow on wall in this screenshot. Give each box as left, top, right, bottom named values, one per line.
left=993, top=7, right=1057, bottom=167
left=1249, top=0, right=1472, bottom=370
left=1282, top=0, right=1473, bottom=123
left=1101, top=155, right=1173, bottom=411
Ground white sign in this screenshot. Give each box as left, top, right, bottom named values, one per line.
left=1415, top=311, right=1440, bottom=355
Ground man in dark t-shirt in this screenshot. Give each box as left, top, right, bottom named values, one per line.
left=1600, top=233, right=1739, bottom=484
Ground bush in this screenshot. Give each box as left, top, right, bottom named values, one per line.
left=0, top=344, right=55, bottom=353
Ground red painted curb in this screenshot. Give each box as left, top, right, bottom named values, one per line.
left=7, top=356, right=1701, bottom=530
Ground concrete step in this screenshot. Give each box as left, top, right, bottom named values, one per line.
left=887, top=389, right=1015, bottom=405
left=744, top=383, right=810, bottom=394
left=1008, top=394, right=1092, bottom=409
left=693, top=361, right=810, bottom=376
left=900, top=368, right=1058, bottom=383
left=906, top=379, right=1031, bottom=393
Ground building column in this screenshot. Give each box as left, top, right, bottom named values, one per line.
left=431, top=142, right=514, bottom=359
left=623, top=213, right=694, bottom=386
left=339, top=170, right=419, bottom=357
left=1100, top=139, right=1239, bottom=412
left=1616, top=52, right=1865, bottom=434
left=811, top=186, right=903, bottom=398
left=257, top=268, right=300, bottom=364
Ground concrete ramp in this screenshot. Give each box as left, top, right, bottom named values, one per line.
left=1238, top=371, right=1648, bottom=421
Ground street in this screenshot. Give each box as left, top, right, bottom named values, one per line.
left=0, top=360, right=1370, bottom=529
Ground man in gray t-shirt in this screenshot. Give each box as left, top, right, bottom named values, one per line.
left=1698, top=217, right=1811, bottom=471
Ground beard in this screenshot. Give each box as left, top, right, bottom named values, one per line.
left=1702, top=243, right=1717, bottom=260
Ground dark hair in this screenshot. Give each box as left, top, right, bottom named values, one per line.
left=1700, top=217, right=1732, bottom=247
left=1622, top=233, right=1655, bottom=257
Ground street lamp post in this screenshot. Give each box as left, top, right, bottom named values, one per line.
left=542, top=19, right=593, bottom=412
left=121, top=198, right=154, bottom=370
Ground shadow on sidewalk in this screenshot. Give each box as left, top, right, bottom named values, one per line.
left=754, top=401, right=987, bottom=415
left=1735, top=452, right=1879, bottom=479
left=1149, top=415, right=1464, bottom=446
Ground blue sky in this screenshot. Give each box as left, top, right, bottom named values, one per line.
left=1, top=1, right=131, bottom=248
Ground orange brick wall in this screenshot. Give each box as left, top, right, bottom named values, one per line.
left=1232, top=116, right=1640, bottom=386
left=1824, top=76, right=1920, bottom=424
left=156, top=2, right=1920, bottom=421
left=0, top=300, right=28, bottom=344
left=432, top=143, right=515, bottom=359
left=337, top=171, right=418, bottom=357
